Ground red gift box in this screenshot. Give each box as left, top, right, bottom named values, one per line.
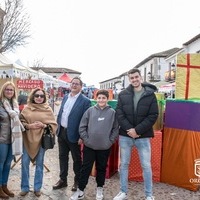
left=90, top=140, right=119, bottom=179
left=128, top=130, right=162, bottom=182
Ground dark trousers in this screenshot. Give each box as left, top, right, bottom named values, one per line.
left=58, top=127, right=81, bottom=183
left=78, top=146, right=111, bottom=191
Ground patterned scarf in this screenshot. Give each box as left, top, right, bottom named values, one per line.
left=3, top=99, right=25, bottom=155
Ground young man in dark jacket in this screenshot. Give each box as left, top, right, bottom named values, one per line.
left=113, top=68, right=158, bottom=200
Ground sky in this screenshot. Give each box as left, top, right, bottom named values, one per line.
left=3, top=0, right=200, bottom=87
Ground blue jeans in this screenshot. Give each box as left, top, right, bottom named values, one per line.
left=119, top=136, right=153, bottom=197
left=0, top=143, right=13, bottom=186
left=21, top=146, right=45, bottom=192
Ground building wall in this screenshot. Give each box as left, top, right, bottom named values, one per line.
left=100, top=77, right=121, bottom=90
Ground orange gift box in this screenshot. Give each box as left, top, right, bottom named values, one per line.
left=161, top=127, right=200, bottom=191
left=128, top=130, right=162, bottom=182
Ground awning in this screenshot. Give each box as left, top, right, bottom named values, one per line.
left=158, top=82, right=176, bottom=92
left=58, top=73, right=72, bottom=83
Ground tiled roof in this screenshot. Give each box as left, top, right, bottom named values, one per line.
left=134, top=47, right=179, bottom=68
left=99, top=76, right=121, bottom=84
left=183, top=33, right=200, bottom=46
left=31, top=67, right=81, bottom=74
left=118, top=47, right=180, bottom=77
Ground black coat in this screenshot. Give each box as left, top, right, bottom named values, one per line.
left=116, top=83, right=158, bottom=138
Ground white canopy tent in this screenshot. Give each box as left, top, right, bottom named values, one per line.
left=37, top=69, right=70, bottom=89
left=0, top=54, right=70, bottom=90
left=0, top=53, right=38, bottom=80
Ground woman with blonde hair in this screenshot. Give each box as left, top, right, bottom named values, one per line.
left=20, top=88, right=57, bottom=197
left=0, top=81, right=23, bottom=199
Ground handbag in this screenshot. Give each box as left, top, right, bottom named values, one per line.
left=41, top=124, right=55, bottom=150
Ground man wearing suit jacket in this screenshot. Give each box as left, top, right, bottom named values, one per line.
left=53, top=77, right=91, bottom=191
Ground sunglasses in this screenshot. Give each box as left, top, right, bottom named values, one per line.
left=5, top=88, right=14, bottom=92
left=34, top=94, right=45, bottom=98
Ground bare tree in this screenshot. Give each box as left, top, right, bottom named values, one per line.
left=32, top=57, right=45, bottom=68
left=0, top=0, right=31, bottom=53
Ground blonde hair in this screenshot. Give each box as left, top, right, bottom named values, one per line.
left=0, top=81, right=17, bottom=101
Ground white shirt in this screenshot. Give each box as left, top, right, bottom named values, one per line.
left=61, top=92, right=80, bottom=128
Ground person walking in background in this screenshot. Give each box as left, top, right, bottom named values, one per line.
left=70, top=89, right=119, bottom=200
left=53, top=77, right=91, bottom=192
left=0, top=81, right=23, bottom=199
left=113, top=68, right=158, bottom=200
left=17, top=90, right=28, bottom=112
left=20, top=88, right=57, bottom=197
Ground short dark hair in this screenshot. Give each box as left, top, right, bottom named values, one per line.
left=128, top=68, right=141, bottom=76
left=96, top=89, right=109, bottom=99
left=71, top=77, right=83, bottom=86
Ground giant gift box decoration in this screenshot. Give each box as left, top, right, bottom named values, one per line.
left=161, top=100, right=200, bottom=191
left=128, top=130, right=162, bottom=182
left=90, top=140, right=119, bottom=179
left=176, top=53, right=200, bottom=100
left=153, top=93, right=165, bottom=131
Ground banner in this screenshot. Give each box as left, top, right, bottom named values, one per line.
left=17, top=80, right=43, bottom=89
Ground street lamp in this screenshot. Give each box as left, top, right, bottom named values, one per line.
left=148, top=72, right=152, bottom=81
left=169, top=63, right=175, bottom=81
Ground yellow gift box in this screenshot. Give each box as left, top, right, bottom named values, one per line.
left=176, top=54, right=200, bottom=100
left=153, top=93, right=165, bottom=131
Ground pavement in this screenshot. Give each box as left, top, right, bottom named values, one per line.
left=8, top=142, right=200, bottom=200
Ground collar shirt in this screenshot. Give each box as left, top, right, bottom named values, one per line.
left=61, top=92, right=80, bottom=128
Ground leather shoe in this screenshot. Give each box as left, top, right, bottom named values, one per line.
left=34, top=191, right=42, bottom=197
left=2, top=185, right=14, bottom=197
left=53, top=179, right=67, bottom=190
left=71, top=182, right=78, bottom=191
left=19, top=191, right=29, bottom=196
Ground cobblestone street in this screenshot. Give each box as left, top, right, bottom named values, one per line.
left=7, top=142, right=200, bottom=200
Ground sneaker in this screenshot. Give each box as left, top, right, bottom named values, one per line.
left=96, top=187, right=103, bottom=200
left=69, top=189, right=84, bottom=200
left=146, top=196, right=155, bottom=200
left=113, top=191, right=127, bottom=200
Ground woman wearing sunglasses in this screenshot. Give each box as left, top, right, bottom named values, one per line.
left=20, top=88, right=57, bottom=197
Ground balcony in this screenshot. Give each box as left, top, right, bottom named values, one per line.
left=148, top=74, right=161, bottom=82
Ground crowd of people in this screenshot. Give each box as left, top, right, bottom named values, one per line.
left=0, top=69, right=158, bottom=200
